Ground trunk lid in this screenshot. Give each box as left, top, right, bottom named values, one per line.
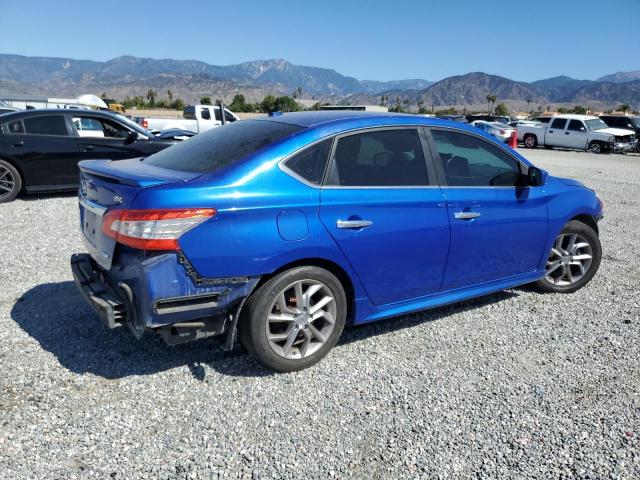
left=78, top=158, right=201, bottom=270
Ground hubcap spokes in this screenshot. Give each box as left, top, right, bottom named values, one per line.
left=0, top=166, right=15, bottom=194
left=266, top=280, right=336, bottom=360
left=545, top=233, right=593, bottom=286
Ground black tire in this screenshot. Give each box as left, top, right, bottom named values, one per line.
left=238, top=266, right=347, bottom=372
left=588, top=141, right=604, bottom=154
left=0, top=159, right=21, bottom=203
left=534, top=220, right=601, bottom=294
left=523, top=134, right=538, bottom=149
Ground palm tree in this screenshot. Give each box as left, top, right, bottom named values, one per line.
left=403, top=99, right=410, bottom=113
left=297, top=87, right=303, bottom=100
left=486, top=94, right=497, bottom=114
left=619, top=104, right=630, bottom=114
left=526, top=98, right=532, bottom=111
left=167, top=90, right=173, bottom=101
left=146, top=89, right=157, bottom=107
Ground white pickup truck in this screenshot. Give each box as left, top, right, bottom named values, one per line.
left=136, top=104, right=239, bottom=134
left=518, top=114, right=637, bottom=154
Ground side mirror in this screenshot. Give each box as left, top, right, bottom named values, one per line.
left=527, top=166, right=547, bottom=187
left=124, top=130, right=138, bottom=144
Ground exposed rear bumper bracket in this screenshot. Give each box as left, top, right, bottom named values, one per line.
left=71, top=253, right=128, bottom=329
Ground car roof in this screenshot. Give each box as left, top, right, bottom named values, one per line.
left=256, top=110, right=476, bottom=132
left=0, top=108, right=121, bottom=121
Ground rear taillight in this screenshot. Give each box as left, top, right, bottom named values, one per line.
left=142, top=119, right=148, bottom=129
left=102, top=208, right=216, bottom=250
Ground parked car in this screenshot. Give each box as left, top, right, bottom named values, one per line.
left=470, top=120, right=515, bottom=142
left=152, top=128, right=197, bottom=142
left=509, top=120, right=539, bottom=128
left=466, top=114, right=510, bottom=125
left=137, top=104, right=239, bottom=134
left=518, top=114, right=637, bottom=153
left=600, top=115, right=640, bottom=152
left=0, top=109, right=177, bottom=202
left=0, top=100, right=19, bottom=116
left=70, top=111, right=603, bottom=372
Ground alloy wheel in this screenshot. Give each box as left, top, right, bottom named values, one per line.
left=589, top=143, right=601, bottom=154
left=0, top=164, right=16, bottom=198
left=544, top=233, right=593, bottom=286
left=265, top=279, right=336, bottom=360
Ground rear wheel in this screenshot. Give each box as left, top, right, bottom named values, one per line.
left=523, top=134, right=538, bottom=149
left=0, top=159, right=21, bottom=203
left=239, top=266, right=347, bottom=372
left=535, top=220, right=601, bottom=293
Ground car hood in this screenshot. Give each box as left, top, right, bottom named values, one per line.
left=594, top=127, right=636, bottom=136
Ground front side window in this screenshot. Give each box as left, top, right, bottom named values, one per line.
left=567, top=120, right=586, bottom=132
left=23, top=115, right=69, bottom=136
left=431, top=129, right=523, bottom=187
left=325, top=129, right=429, bottom=187
left=550, top=118, right=567, bottom=130
left=144, top=120, right=303, bottom=173
left=72, top=116, right=130, bottom=139
left=284, top=138, right=332, bottom=185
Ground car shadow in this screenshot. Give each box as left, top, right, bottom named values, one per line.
left=17, top=191, right=77, bottom=202
left=11, top=281, right=521, bottom=380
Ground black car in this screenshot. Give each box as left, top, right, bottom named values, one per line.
left=600, top=115, right=640, bottom=151
left=465, top=114, right=510, bottom=125
left=0, top=109, right=176, bottom=202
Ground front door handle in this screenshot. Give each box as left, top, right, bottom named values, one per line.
left=83, top=145, right=94, bottom=151
left=336, top=219, right=373, bottom=229
left=12, top=141, right=24, bottom=147
left=565, top=132, right=570, bottom=135
left=454, top=211, right=481, bottom=220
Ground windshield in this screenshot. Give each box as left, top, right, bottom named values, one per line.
left=585, top=119, right=610, bottom=131
left=631, top=117, right=640, bottom=128
left=114, top=114, right=152, bottom=137
left=144, top=120, right=304, bottom=173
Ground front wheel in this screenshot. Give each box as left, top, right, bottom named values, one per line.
left=588, top=141, right=604, bottom=154
left=239, top=266, right=347, bottom=372
left=535, top=220, right=601, bottom=293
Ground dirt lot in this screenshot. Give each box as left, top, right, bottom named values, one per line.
left=0, top=148, right=639, bottom=479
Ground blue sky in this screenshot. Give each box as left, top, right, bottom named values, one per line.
left=1, top=0, right=638, bottom=82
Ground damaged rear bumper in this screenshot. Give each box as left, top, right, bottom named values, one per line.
left=70, top=252, right=259, bottom=345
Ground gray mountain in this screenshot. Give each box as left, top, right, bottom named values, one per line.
left=530, top=75, right=595, bottom=101
left=597, top=71, right=640, bottom=83
left=359, top=79, right=433, bottom=94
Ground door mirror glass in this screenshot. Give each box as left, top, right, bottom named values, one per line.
left=527, top=166, right=546, bottom=187
left=124, top=130, right=137, bottom=144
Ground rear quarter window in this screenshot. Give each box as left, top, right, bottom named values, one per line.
left=144, top=120, right=303, bottom=173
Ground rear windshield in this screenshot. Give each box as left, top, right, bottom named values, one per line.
left=144, top=120, right=303, bottom=173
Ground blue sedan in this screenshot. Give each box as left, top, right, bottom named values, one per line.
left=71, top=111, right=603, bottom=371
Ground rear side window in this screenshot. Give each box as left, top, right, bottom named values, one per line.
left=431, top=129, right=523, bottom=187
left=201, top=108, right=211, bottom=120
left=550, top=118, right=567, bottom=130
left=284, top=138, right=332, bottom=185
left=3, top=119, right=25, bottom=134
left=325, top=129, right=429, bottom=187
left=144, top=120, right=303, bottom=173
left=23, top=115, right=69, bottom=136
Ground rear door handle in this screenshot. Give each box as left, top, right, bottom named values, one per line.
left=12, top=141, right=24, bottom=147
left=82, top=145, right=94, bottom=151
left=565, top=132, right=570, bottom=135
left=454, top=211, right=481, bottom=220
left=336, top=219, right=373, bottom=229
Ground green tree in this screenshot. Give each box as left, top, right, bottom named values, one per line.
left=557, top=107, right=568, bottom=114
left=274, top=96, right=299, bottom=112
left=155, top=99, right=169, bottom=108
left=200, top=96, right=212, bottom=105
left=261, top=95, right=277, bottom=113
left=618, top=104, right=630, bottom=114
left=146, top=89, right=157, bottom=107
left=494, top=103, right=509, bottom=116
left=171, top=98, right=185, bottom=110
left=486, top=94, right=496, bottom=113
left=230, top=94, right=246, bottom=111
left=572, top=105, right=587, bottom=114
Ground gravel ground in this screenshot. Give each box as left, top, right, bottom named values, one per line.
left=1, top=149, right=639, bottom=479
